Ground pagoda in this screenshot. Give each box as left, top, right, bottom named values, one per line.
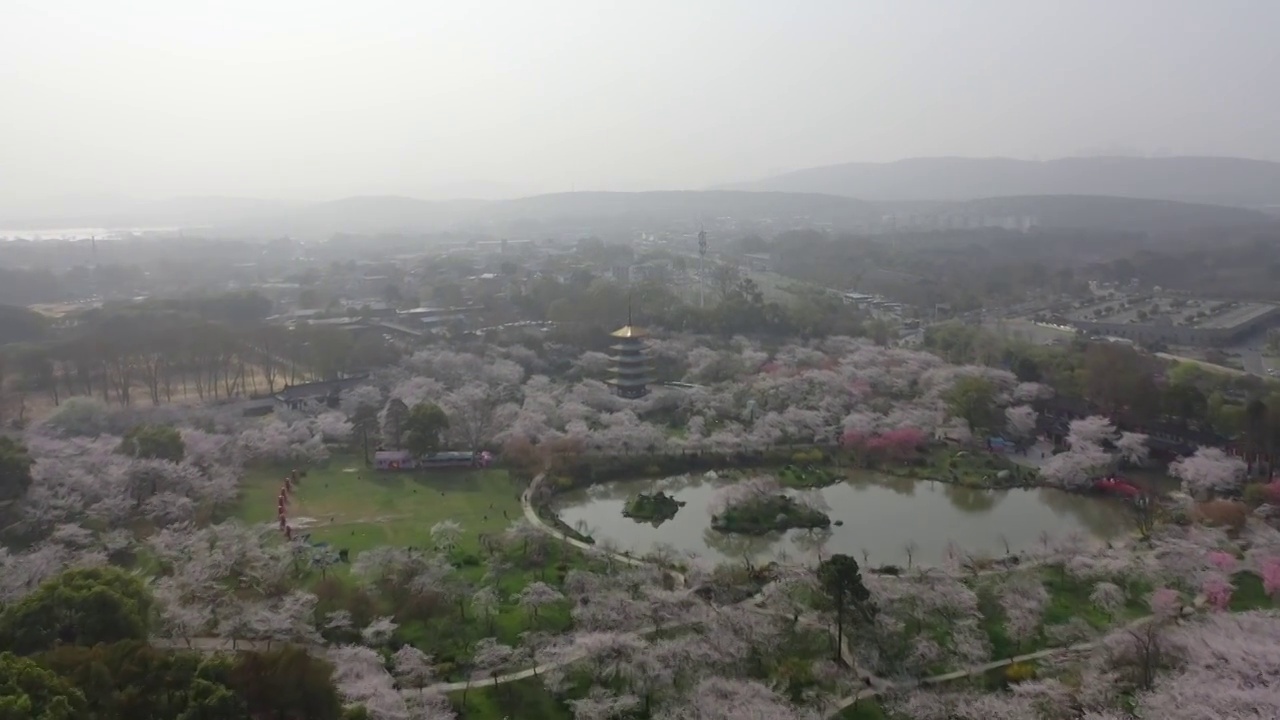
left=608, top=307, right=651, bottom=399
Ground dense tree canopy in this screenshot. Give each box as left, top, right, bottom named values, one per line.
left=403, top=402, right=450, bottom=457
left=943, top=375, right=1000, bottom=437
left=817, top=554, right=875, bottom=663
left=0, top=567, right=154, bottom=654
left=0, top=652, right=87, bottom=720
left=0, top=437, right=33, bottom=509
left=117, top=424, right=186, bottom=463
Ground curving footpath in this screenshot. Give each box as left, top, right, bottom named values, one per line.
left=825, top=615, right=1155, bottom=716
left=520, top=473, right=687, bottom=588
left=421, top=602, right=866, bottom=696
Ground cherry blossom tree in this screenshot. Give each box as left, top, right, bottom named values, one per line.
left=1067, top=416, right=1117, bottom=448
left=1205, top=550, right=1238, bottom=573
left=152, top=585, right=213, bottom=646
left=894, top=690, right=1038, bottom=720
left=391, top=644, right=437, bottom=695
left=1114, top=431, right=1149, bottom=466
left=405, top=690, right=456, bottom=720
left=998, top=576, right=1048, bottom=651
left=575, top=351, right=612, bottom=377
left=470, top=636, right=524, bottom=698
left=706, top=476, right=783, bottom=517
left=1012, top=381, right=1053, bottom=403
left=1148, top=587, right=1182, bottom=619
left=429, top=520, right=462, bottom=554
left=1089, top=581, right=1126, bottom=618
left=340, top=384, right=385, bottom=417
left=569, top=688, right=641, bottom=720
left=1039, top=442, right=1111, bottom=490
left=314, top=411, right=354, bottom=442
left=237, top=419, right=329, bottom=464
left=443, top=381, right=518, bottom=450
left=653, top=677, right=809, bottom=720
left=362, top=615, right=399, bottom=646
left=863, top=427, right=928, bottom=461
left=1261, top=557, right=1280, bottom=599
left=20, top=436, right=237, bottom=533
left=324, top=610, right=355, bottom=639
left=180, top=429, right=240, bottom=469
left=1004, top=405, right=1038, bottom=441
left=471, top=586, right=500, bottom=633
left=328, top=644, right=410, bottom=719
left=515, top=580, right=564, bottom=625
left=1199, top=573, right=1233, bottom=611
left=1169, top=447, right=1247, bottom=499
left=1131, top=611, right=1280, bottom=719
left=861, top=569, right=987, bottom=677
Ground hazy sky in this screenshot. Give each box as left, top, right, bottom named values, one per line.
left=3, top=0, right=1279, bottom=203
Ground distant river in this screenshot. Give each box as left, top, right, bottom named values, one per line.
left=554, top=473, right=1135, bottom=567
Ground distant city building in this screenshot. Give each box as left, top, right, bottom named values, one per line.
left=1063, top=297, right=1280, bottom=347
left=607, top=319, right=651, bottom=399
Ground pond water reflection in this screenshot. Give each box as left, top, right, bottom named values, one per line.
left=554, top=472, right=1135, bottom=567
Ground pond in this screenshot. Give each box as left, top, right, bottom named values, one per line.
left=554, top=472, right=1136, bottom=568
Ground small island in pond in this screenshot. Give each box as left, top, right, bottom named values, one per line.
left=711, top=493, right=831, bottom=536
left=778, top=464, right=842, bottom=489
left=623, top=490, right=686, bottom=525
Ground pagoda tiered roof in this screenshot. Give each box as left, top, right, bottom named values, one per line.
left=609, top=325, right=649, bottom=339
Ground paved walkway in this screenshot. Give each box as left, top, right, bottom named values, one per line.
left=826, top=614, right=1156, bottom=716
left=1006, top=440, right=1056, bottom=470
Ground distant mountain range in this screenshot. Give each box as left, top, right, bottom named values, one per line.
left=878, top=195, right=1271, bottom=235
left=203, top=191, right=1274, bottom=238
left=717, top=156, right=1280, bottom=208
left=2, top=164, right=1276, bottom=240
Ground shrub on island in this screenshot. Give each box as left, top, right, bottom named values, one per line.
left=709, top=476, right=831, bottom=535
left=623, top=490, right=686, bottom=524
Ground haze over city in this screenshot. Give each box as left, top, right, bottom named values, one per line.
left=5, top=3, right=1280, bottom=719
left=4, top=0, right=1280, bottom=205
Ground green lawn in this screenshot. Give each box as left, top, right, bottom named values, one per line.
left=237, top=455, right=597, bottom=672
left=1230, top=571, right=1278, bottom=611
left=976, top=565, right=1152, bottom=660
left=236, top=455, right=526, bottom=556
left=450, top=677, right=571, bottom=720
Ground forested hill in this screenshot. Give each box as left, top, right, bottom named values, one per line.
left=927, top=195, right=1272, bottom=234
left=6, top=187, right=1272, bottom=240
left=215, top=191, right=880, bottom=238
left=215, top=191, right=1266, bottom=239
left=718, top=156, right=1280, bottom=208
